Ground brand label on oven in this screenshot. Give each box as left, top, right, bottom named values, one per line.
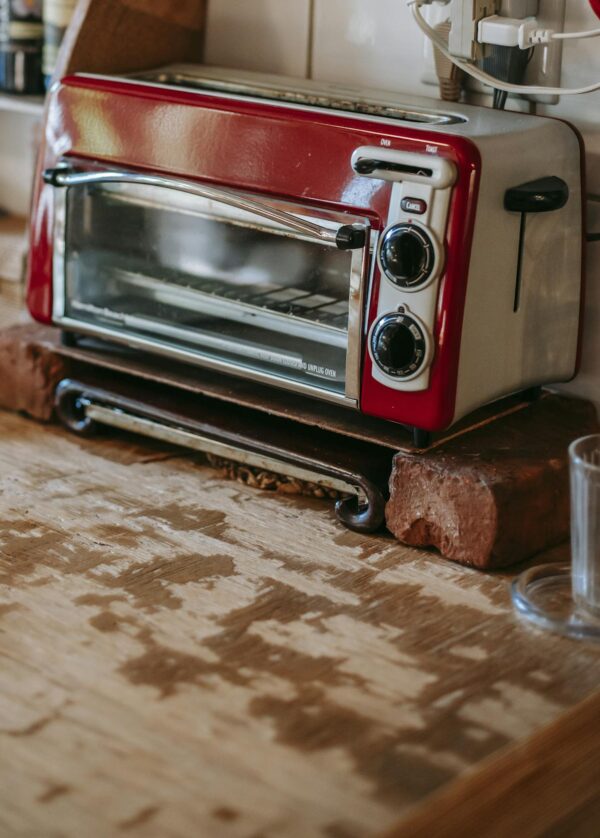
left=257, top=349, right=304, bottom=369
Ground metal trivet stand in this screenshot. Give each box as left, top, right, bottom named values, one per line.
left=54, top=378, right=390, bottom=534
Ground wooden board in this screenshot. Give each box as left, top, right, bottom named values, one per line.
left=1, top=404, right=600, bottom=837
left=383, top=690, right=600, bottom=838
left=56, top=336, right=543, bottom=453
left=55, top=0, right=208, bottom=81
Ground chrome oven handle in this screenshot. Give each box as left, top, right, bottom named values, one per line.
left=44, top=166, right=368, bottom=251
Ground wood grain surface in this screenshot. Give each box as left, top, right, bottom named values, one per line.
left=383, top=689, right=600, bottom=838
left=1, top=397, right=600, bottom=836
left=54, top=0, right=207, bottom=81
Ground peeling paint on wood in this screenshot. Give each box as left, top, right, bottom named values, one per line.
left=1, top=405, right=600, bottom=837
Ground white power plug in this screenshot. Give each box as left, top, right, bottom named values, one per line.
left=478, top=15, right=539, bottom=48
left=478, top=14, right=599, bottom=49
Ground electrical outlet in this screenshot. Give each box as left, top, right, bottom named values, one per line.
left=449, top=0, right=500, bottom=60
left=420, top=0, right=566, bottom=105
left=521, top=0, right=565, bottom=104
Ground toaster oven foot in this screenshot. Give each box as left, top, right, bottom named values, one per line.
left=53, top=379, right=388, bottom=534
left=60, top=330, right=80, bottom=348
left=412, top=428, right=432, bottom=450
left=522, top=386, right=543, bottom=403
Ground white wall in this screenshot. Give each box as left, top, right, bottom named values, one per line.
left=205, top=0, right=600, bottom=412
left=0, top=111, right=40, bottom=217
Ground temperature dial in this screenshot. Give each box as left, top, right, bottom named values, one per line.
left=370, top=311, right=429, bottom=379
left=379, top=223, right=436, bottom=289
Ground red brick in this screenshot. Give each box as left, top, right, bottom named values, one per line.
left=0, top=323, right=67, bottom=422
left=386, top=395, right=599, bottom=569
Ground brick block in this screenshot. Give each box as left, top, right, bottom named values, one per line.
left=0, top=323, right=67, bottom=422
left=386, top=395, right=599, bottom=569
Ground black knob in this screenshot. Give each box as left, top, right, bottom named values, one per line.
left=379, top=224, right=435, bottom=289
left=336, top=224, right=367, bottom=250
left=371, top=312, right=428, bottom=379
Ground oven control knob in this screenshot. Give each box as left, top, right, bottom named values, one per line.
left=379, top=224, right=436, bottom=289
left=371, top=311, right=429, bottom=379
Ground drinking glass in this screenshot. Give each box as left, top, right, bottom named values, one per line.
left=512, top=434, right=600, bottom=640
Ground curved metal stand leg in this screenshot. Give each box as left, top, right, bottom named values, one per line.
left=335, top=481, right=387, bottom=534
left=55, top=380, right=100, bottom=437
left=53, top=379, right=389, bottom=533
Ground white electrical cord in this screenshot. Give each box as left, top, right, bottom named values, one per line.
left=525, top=24, right=600, bottom=44
left=408, top=0, right=600, bottom=96
left=553, top=27, right=600, bottom=40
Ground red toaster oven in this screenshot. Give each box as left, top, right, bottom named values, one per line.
left=27, top=65, right=584, bottom=443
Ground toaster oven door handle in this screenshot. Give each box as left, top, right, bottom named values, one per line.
left=44, top=166, right=368, bottom=251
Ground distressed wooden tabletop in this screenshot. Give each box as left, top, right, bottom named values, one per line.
left=1, top=284, right=600, bottom=838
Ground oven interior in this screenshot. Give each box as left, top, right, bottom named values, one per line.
left=60, top=181, right=368, bottom=399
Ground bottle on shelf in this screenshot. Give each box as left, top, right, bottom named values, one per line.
left=0, top=0, right=44, bottom=94
left=42, top=0, right=75, bottom=87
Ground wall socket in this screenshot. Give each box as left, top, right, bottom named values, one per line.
left=420, top=0, right=566, bottom=105
left=449, top=0, right=500, bottom=60
left=521, top=0, right=566, bottom=104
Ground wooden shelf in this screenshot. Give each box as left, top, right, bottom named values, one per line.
left=0, top=214, right=27, bottom=283
left=0, top=91, right=44, bottom=117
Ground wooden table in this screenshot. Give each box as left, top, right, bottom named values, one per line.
left=1, top=283, right=599, bottom=837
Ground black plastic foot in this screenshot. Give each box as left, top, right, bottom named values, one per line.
left=522, top=386, right=543, bottom=403
left=61, top=330, right=79, bottom=348
left=412, top=428, right=432, bottom=449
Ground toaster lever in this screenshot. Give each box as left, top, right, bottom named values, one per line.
left=504, top=176, right=569, bottom=214
left=505, top=177, right=569, bottom=314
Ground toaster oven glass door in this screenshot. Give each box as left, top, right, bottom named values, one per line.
left=53, top=173, right=372, bottom=405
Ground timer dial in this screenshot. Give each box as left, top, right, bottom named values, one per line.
left=379, top=223, right=436, bottom=290
left=370, top=311, right=429, bottom=379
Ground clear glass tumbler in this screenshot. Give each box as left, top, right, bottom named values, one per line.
left=512, top=434, right=600, bottom=641
left=571, top=435, right=600, bottom=617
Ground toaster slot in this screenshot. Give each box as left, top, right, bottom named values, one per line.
left=133, top=65, right=465, bottom=125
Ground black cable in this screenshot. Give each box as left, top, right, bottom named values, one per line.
left=482, top=45, right=531, bottom=110
left=493, top=88, right=508, bottom=109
